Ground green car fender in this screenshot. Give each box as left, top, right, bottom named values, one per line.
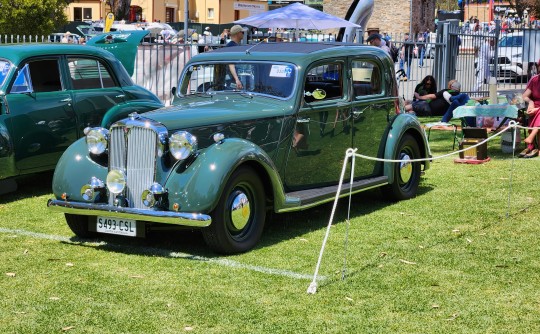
left=100, top=100, right=164, bottom=128
left=164, top=138, right=285, bottom=214
left=52, top=138, right=107, bottom=201
left=383, top=114, right=429, bottom=183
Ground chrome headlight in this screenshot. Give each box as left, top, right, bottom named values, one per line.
left=169, top=131, right=197, bottom=160
left=85, top=127, right=109, bottom=155
left=141, top=182, right=166, bottom=207
left=80, top=177, right=105, bottom=201
left=106, top=169, right=126, bottom=194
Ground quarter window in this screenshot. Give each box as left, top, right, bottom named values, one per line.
left=67, top=58, right=115, bottom=89
left=351, top=60, right=382, bottom=98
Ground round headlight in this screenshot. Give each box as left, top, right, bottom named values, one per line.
left=106, top=169, right=126, bottom=194
left=86, top=128, right=109, bottom=155
left=169, top=131, right=197, bottom=160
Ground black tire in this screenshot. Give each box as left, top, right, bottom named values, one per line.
left=65, top=214, right=96, bottom=238
left=382, top=134, right=422, bottom=201
left=202, top=166, right=266, bottom=254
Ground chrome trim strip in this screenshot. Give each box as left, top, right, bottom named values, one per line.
left=48, top=199, right=211, bottom=227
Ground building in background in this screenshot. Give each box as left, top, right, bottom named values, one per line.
left=64, top=0, right=269, bottom=24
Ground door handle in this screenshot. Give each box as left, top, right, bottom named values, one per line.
left=60, top=98, right=72, bottom=103
left=115, top=94, right=125, bottom=99
left=297, top=117, right=310, bottom=123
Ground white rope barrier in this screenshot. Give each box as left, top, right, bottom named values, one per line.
left=307, top=120, right=537, bottom=294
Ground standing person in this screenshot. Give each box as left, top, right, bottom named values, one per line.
left=474, top=38, right=494, bottom=92
left=417, top=33, right=426, bottom=67
left=226, top=25, right=245, bottom=89
left=219, top=28, right=230, bottom=45
left=366, top=33, right=390, bottom=54
left=520, top=60, right=540, bottom=158
left=400, top=33, right=414, bottom=81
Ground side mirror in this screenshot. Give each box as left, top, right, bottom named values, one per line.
left=171, top=86, right=177, bottom=96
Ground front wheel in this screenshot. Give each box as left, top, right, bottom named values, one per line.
left=65, top=214, right=96, bottom=238
left=202, top=166, right=266, bottom=254
left=382, top=134, right=422, bottom=201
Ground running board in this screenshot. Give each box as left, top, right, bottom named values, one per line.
left=281, top=176, right=388, bottom=212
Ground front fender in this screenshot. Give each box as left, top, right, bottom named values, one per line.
left=383, top=114, right=430, bottom=182
left=101, top=100, right=164, bottom=128
left=165, top=138, right=285, bottom=214
left=52, top=138, right=107, bottom=200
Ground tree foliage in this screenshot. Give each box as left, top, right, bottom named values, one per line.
left=107, top=0, right=132, bottom=21
left=0, top=0, right=68, bottom=35
left=508, top=0, right=540, bottom=18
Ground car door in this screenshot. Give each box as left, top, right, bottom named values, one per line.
left=4, top=57, right=78, bottom=172
left=284, top=59, right=353, bottom=190
left=350, top=57, right=394, bottom=178
left=66, top=56, right=127, bottom=132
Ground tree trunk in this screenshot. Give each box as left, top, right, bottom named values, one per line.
left=412, top=0, right=437, bottom=35
left=108, top=0, right=132, bottom=21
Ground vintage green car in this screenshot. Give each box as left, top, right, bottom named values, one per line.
left=48, top=43, right=430, bottom=254
left=0, top=32, right=163, bottom=194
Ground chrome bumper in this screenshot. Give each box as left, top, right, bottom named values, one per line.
left=47, top=199, right=212, bottom=227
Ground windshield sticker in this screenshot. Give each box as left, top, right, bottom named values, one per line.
left=269, top=65, right=293, bottom=78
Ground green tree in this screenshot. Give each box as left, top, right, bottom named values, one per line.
left=508, top=0, right=540, bottom=18
left=0, top=0, right=68, bottom=36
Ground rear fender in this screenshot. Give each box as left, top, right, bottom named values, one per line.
left=164, top=138, right=286, bottom=214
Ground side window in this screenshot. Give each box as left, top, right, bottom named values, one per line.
left=304, top=62, right=343, bottom=103
left=11, top=59, right=62, bottom=93
left=351, top=60, right=382, bottom=98
left=67, top=58, right=115, bottom=89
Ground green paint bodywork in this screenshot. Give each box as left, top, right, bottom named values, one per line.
left=0, top=42, right=163, bottom=186
left=50, top=43, right=430, bottom=221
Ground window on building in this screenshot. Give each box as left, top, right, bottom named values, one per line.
left=83, top=8, right=92, bottom=20
left=165, top=8, right=175, bottom=22
left=208, top=8, right=215, bottom=19
left=73, top=7, right=82, bottom=21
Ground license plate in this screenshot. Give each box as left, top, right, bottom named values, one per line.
left=97, top=216, right=136, bottom=237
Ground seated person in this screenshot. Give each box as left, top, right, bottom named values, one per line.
left=404, top=79, right=460, bottom=117
left=408, top=75, right=437, bottom=103
left=440, top=80, right=475, bottom=126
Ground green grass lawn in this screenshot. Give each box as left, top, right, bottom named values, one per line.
left=1, top=121, right=540, bottom=333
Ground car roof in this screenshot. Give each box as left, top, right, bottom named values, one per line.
left=0, top=44, right=114, bottom=64
left=191, top=43, right=391, bottom=64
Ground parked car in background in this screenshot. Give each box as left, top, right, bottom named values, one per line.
left=0, top=33, right=163, bottom=194
left=490, top=31, right=540, bottom=81
left=48, top=43, right=430, bottom=254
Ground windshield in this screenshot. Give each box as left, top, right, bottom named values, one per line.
left=0, top=60, right=12, bottom=87
left=179, top=62, right=296, bottom=99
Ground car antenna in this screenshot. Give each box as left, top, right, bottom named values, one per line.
left=245, top=40, right=265, bottom=55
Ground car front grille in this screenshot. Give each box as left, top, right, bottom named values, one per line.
left=109, top=124, right=159, bottom=209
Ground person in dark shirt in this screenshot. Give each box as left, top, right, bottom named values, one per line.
left=399, top=33, right=414, bottom=81
left=404, top=79, right=461, bottom=116
left=226, top=25, right=245, bottom=89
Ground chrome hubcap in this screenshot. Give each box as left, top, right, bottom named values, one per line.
left=399, top=153, right=413, bottom=184
left=230, top=192, right=250, bottom=231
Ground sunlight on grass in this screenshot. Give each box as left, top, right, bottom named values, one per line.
left=1, top=124, right=540, bottom=332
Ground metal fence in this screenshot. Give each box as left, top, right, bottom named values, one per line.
left=4, top=24, right=538, bottom=104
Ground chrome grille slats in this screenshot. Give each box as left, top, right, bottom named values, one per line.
left=108, top=116, right=165, bottom=209
left=126, top=127, right=157, bottom=208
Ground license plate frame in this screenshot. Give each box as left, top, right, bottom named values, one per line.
left=96, top=216, right=137, bottom=237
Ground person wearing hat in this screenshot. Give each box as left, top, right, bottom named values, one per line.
left=366, top=33, right=390, bottom=54
left=226, top=25, right=245, bottom=89
left=440, top=80, right=475, bottom=126
left=226, top=25, right=244, bottom=47
left=61, top=31, right=71, bottom=43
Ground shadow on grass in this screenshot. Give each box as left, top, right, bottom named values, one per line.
left=0, top=172, right=53, bottom=204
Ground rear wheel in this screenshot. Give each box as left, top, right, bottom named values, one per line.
left=382, top=134, right=422, bottom=201
left=65, top=214, right=96, bottom=238
left=202, top=166, right=266, bottom=254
